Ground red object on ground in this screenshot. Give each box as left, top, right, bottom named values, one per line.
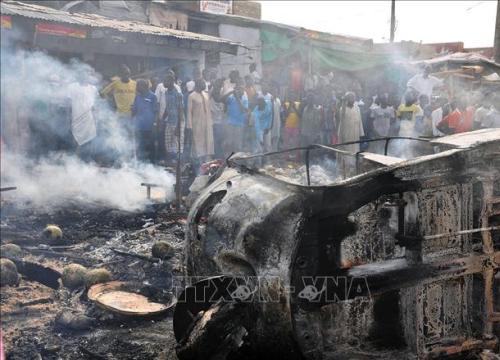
left=0, top=328, right=4, bottom=360
left=200, top=159, right=224, bottom=175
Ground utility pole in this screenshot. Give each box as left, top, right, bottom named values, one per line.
left=495, top=0, right=500, bottom=62
left=390, top=0, right=396, bottom=42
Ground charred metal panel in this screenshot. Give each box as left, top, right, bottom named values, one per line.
left=177, top=130, right=500, bottom=359
left=341, top=200, right=399, bottom=264
left=418, top=184, right=473, bottom=258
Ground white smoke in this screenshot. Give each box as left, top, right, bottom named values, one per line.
left=1, top=34, right=175, bottom=211
left=0, top=151, right=175, bottom=211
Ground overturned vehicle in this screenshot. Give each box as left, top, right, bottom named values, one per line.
left=174, top=129, right=500, bottom=359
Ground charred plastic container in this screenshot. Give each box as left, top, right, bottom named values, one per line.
left=175, top=129, right=500, bottom=359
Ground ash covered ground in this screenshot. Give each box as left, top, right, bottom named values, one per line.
left=1, top=200, right=185, bottom=360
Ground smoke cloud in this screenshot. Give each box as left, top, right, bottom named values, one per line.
left=0, top=35, right=175, bottom=211
left=0, top=151, right=174, bottom=211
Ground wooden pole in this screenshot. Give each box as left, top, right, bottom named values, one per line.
left=390, top=0, right=396, bottom=43
left=175, top=114, right=183, bottom=208
left=495, top=0, right=500, bottom=62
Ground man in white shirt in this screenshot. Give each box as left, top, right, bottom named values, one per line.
left=431, top=97, right=447, bottom=136
left=407, top=65, right=443, bottom=99
left=338, top=92, right=364, bottom=153
left=249, top=63, right=261, bottom=85
left=431, top=107, right=444, bottom=136
left=483, top=106, right=500, bottom=128
left=338, top=92, right=364, bottom=177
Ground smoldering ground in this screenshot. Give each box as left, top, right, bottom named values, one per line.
left=0, top=151, right=174, bottom=211
left=1, top=36, right=175, bottom=212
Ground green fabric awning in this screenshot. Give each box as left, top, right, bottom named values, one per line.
left=261, top=29, right=393, bottom=72
left=261, top=29, right=294, bottom=62
left=310, top=46, right=391, bottom=72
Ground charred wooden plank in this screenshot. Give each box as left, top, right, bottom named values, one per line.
left=110, top=247, right=160, bottom=263
left=0, top=187, right=17, bottom=192
left=22, top=248, right=91, bottom=266
left=426, top=338, right=498, bottom=359
left=6, top=257, right=61, bottom=289
left=292, top=252, right=500, bottom=306
left=19, top=297, right=54, bottom=307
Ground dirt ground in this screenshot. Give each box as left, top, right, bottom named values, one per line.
left=1, top=201, right=185, bottom=359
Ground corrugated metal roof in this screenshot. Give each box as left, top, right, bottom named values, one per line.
left=412, top=52, right=500, bottom=68
left=0, top=1, right=241, bottom=48
left=430, top=128, right=500, bottom=148
left=185, top=7, right=371, bottom=46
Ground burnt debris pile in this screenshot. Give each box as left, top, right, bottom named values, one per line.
left=0, top=200, right=185, bottom=360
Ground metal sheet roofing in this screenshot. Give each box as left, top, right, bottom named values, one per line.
left=412, top=52, right=500, bottom=69
left=430, top=128, right=500, bottom=149
left=187, top=8, right=371, bottom=47
left=1, top=1, right=241, bottom=48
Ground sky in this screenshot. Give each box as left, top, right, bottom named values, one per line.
left=259, top=1, right=497, bottom=48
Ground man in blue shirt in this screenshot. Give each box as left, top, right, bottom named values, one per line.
left=252, top=95, right=272, bottom=154
left=132, top=79, right=157, bottom=162
left=222, top=83, right=248, bottom=155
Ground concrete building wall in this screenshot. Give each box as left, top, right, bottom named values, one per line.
left=232, top=1, right=261, bottom=19
left=218, top=23, right=261, bottom=78
left=165, top=0, right=261, bottom=19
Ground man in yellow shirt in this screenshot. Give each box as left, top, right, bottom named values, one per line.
left=396, top=92, right=423, bottom=137
left=100, top=65, right=136, bottom=116
left=283, top=99, right=300, bottom=149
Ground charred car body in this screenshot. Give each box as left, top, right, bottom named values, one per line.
left=174, top=129, right=500, bottom=359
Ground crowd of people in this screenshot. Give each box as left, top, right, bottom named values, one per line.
left=20, top=61, right=500, bottom=173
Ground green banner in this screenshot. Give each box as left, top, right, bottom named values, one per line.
left=261, top=29, right=392, bottom=71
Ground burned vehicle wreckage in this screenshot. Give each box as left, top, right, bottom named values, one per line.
left=174, top=129, right=500, bottom=360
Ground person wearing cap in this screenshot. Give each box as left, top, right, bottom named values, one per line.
left=407, top=65, right=443, bottom=100
left=338, top=92, right=364, bottom=153
left=337, top=91, right=364, bottom=177
left=186, top=67, right=202, bottom=95
left=186, top=78, right=214, bottom=163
